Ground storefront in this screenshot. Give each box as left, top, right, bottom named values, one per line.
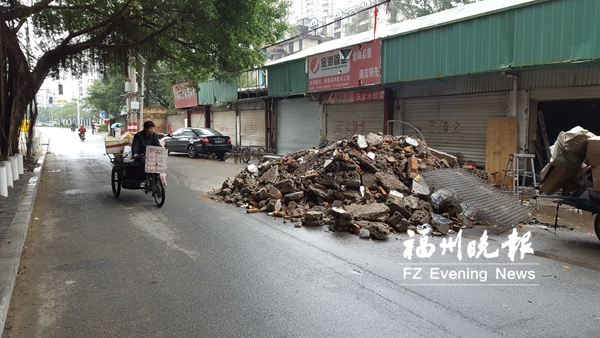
left=238, top=100, right=266, bottom=147
left=525, top=67, right=600, bottom=167
left=324, top=89, right=386, bottom=141
left=398, top=92, right=509, bottom=166
left=211, top=105, right=238, bottom=147
left=173, top=81, right=199, bottom=130
left=276, top=98, right=321, bottom=155
left=188, top=106, right=206, bottom=128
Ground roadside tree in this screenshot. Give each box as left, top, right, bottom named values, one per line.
left=388, top=0, right=477, bottom=23
left=0, top=0, right=289, bottom=157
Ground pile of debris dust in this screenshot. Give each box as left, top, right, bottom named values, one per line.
left=209, top=133, right=484, bottom=240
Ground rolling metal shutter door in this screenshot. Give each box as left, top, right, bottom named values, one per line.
left=240, top=110, right=265, bottom=147
left=325, top=102, right=384, bottom=141
left=212, top=111, right=237, bottom=147
left=276, top=98, right=320, bottom=155
left=530, top=86, right=600, bottom=101
left=190, top=110, right=205, bottom=128
left=403, top=92, right=508, bottom=166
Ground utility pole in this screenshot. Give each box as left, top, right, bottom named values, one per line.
left=130, top=63, right=139, bottom=131
left=76, top=97, right=80, bottom=125
left=139, top=64, right=145, bottom=130
left=126, top=61, right=138, bottom=133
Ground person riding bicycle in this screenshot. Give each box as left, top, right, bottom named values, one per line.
left=131, top=121, right=161, bottom=175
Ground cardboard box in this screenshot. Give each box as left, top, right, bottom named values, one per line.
left=539, top=164, right=580, bottom=195
left=586, top=137, right=600, bottom=166
left=592, top=166, right=600, bottom=192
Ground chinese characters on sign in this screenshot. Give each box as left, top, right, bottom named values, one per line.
left=322, top=89, right=385, bottom=104
left=334, top=120, right=367, bottom=135
left=427, top=120, right=461, bottom=134
left=173, top=82, right=198, bottom=109
left=308, top=40, right=381, bottom=92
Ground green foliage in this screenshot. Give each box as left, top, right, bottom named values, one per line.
left=86, top=75, right=127, bottom=118
left=142, top=62, right=181, bottom=108
left=1, top=0, right=290, bottom=155
left=388, top=0, right=476, bottom=23
left=53, top=102, right=78, bottom=120
left=99, top=124, right=108, bottom=132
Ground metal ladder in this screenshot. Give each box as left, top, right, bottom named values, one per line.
left=501, top=153, right=539, bottom=208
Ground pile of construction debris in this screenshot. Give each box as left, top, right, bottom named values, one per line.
left=209, top=133, right=488, bottom=240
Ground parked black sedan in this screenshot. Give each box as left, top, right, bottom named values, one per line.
left=163, top=127, right=232, bottom=158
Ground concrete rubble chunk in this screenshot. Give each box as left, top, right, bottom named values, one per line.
left=355, top=135, right=368, bottom=149
left=365, top=133, right=383, bottom=147
left=359, top=228, right=371, bottom=238
left=222, top=178, right=234, bottom=190
left=239, top=187, right=253, bottom=197
left=354, top=220, right=389, bottom=240
left=386, top=211, right=407, bottom=230
left=264, top=199, right=280, bottom=212
left=361, top=173, right=378, bottom=190
left=330, top=207, right=354, bottom=231
left=412, top=176, right=430, bottom=197
left=344, top=203, right=390, bottom=222
left=418, top=199, right=433, bottom=212
left=308, top=184, right=331, bottom=200
left=303, top=211, right=324, bottom=227
left=354, top=154, right=379, bottom=173
left=259, top=165, right=279, bottom=184
left=404, top=195, right=421, bottom=210
left=285, top=201, right=297, bottom=213
left=385, top=196, right=411, bottom=219
left=332, top=189, right=362, bottom=202
left=335, top=170, right=361, bottom=189
left=254, top=186, right=271, bottom=201
left=274, top=179, right=295, bottom=195
left=396, top=218, right=411, bottom=232
left=375, top=172, right=409, bottom=193
left=409, top=209, right=431, bottom=226
left=303, top=170, right=319, bottom=184
left=268, top=186, right=283, bottom=200
left=284, top=191, right=304, bottom=201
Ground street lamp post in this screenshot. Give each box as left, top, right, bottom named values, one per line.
left=76, top=97, right=80, bottom=126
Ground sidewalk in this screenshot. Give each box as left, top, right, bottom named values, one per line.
left=0, top=140, right=48, bottom=334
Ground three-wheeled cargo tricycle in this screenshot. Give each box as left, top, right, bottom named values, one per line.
left=107, top=145, right=167, bottom=207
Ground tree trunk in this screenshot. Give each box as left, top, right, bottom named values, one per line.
left=1, top=21, right=42, bottom=157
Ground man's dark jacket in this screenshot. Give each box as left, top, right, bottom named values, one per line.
left=131, top=130, right=160, bottom=155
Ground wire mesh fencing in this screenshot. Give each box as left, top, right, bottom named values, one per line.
left=421, top=168, right=532, bottom=234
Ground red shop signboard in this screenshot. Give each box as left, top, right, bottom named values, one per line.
left=322, top=89, right=385, bottom=104
left=173, top=82, right=198, bottom=109
left=308, top=40, right=381, bottom=93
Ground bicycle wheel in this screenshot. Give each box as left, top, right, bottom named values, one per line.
left=257, top=147, right=266, bottom=162
left=153, top=174, right=165, bottom=207
left=111, top=167, right=121, bottom=197
left=241, top=147, right=251, bottom=163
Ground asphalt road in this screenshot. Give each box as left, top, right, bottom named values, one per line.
left=4, top=128, right=600, bottom=337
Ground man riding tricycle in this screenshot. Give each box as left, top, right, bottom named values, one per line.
left=106, top=121, right=167, bottom=207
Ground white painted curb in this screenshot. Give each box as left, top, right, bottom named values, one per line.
left=0, top=144, right=48, bottom=336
